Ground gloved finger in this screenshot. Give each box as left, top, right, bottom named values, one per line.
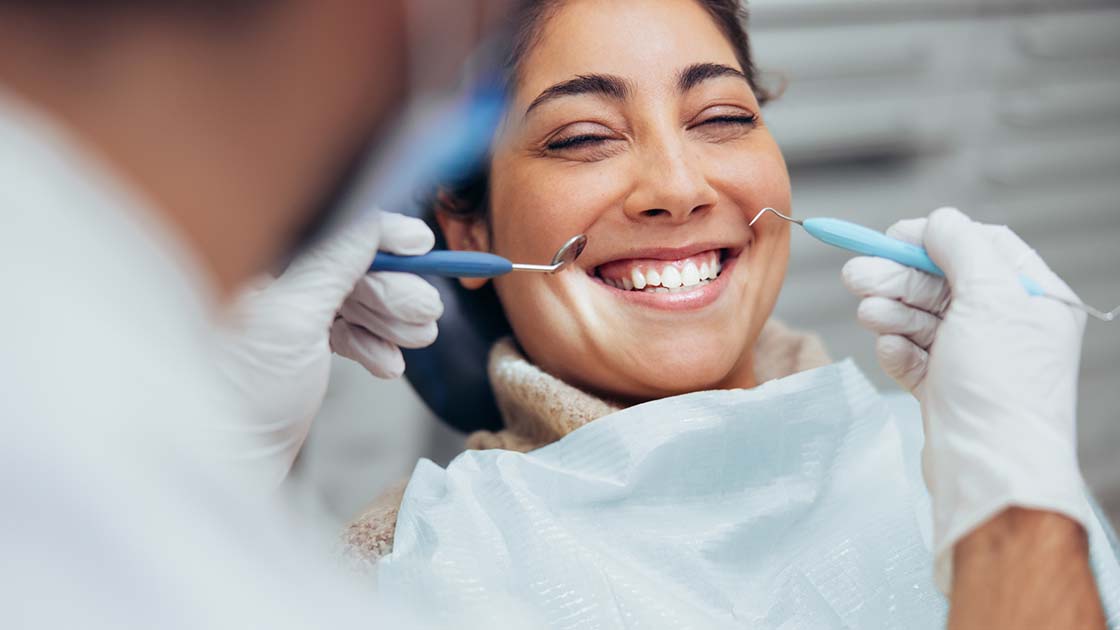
left=388, top=321, right=439, bottom=349
left=349, top=272, right=444, bottom=324
left=330, top=319, right=405, bottom=379
left=923, top=207, right=1020, bottom=296
left=982, top=224, right=1081, bottom=305
left=857, top=296, right=940, bottom=350
left=378, top=211, right=435, bottom=256
left=338, top=297, right=408, bottom=344
left=876, top=334, right=929, bottom=392
left=339, top=299, right=439, bottom=348
left=842, top=256, right=951, bottom=315
left=885, top=217, right=927, bottom=246
left=277, top=212, right=383, bottom=327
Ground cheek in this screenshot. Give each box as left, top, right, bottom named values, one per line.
left=704, top=137, right=791, bottom=215
left=488, top=154, right=631, bottom=260
left=749, top=225, right=791, bottom=328
left=724, top=142, right=792, bottom=329
left=491, top=268, right=597, bottom=398
left=485, top=156, right=614, bottom=380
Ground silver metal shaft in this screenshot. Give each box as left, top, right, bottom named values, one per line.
left=511, top=263, right=561, bottom=273
left=749, top=207, right=801, bottom=226
left=1043, top=294, right=1119, bottom=322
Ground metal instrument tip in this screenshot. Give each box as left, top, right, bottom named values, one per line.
left=1092, top=305, right=1119, bottom=322
left=510, top=233, right=588, bottom=274
left=750, top=207, right=802, bottom=227
left=1034, top=294, right=1117, bottom=323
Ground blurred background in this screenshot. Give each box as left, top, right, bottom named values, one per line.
left=289, top=0, right=1120, bottom=527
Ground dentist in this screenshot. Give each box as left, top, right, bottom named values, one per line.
left=0, top=1, right=519, bottom=628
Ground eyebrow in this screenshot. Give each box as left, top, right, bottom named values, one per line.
left=524, top=63, right=749, bottom=116
left=677, top=62, right=748, bottom=92
left=525, top=73, right=631, bottom=114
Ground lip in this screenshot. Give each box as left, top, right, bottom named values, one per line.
left=587, top=248, right=742, bottom=312
left=582, top=242, right=739, bottom=269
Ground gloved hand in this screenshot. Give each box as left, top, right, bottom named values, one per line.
left=841, top=207, right=1090, bottom=592
left=217, top=211, right=442, bottom=488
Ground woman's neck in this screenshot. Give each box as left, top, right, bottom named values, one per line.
left=471, top=319, right=832, bottom=453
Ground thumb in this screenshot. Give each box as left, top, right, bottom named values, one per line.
left=923, top=207, right=1018, bottom=296
left=885, top=217, right=926, bottom=246
left=378, top=210, right=435, bottom=255
left=276, top=211, right=384, bottom=325
left=984, top=224, right=1079, bottom=304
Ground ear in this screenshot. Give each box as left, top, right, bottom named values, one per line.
left=436, top=211, right=492, bottom=290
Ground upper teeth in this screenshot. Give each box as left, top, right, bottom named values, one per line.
left=600, top=252, right=723, bottom=292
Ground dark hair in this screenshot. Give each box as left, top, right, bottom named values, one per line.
left=432, top=0, right=768, bottom=226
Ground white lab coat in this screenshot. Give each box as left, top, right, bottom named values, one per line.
left=0, top=92, right=514, bottom=629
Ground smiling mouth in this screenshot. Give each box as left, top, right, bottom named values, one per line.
left=591, top=248, right=731, bottom=293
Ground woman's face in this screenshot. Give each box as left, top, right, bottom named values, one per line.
left=449, top=0, right=792, bottom=402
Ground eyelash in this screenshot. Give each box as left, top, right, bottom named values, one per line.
left=544, top=113, right=758, bottom=152
left=701, top=113, right=759, bottom=128
left=546, top=134, right=607, bottom=151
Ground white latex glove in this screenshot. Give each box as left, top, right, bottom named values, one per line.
left=841, top=207, right=1090, bottom=592
left=217, top=211, right=442, bottom=488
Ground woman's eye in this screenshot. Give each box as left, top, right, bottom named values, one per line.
left=698, top=113, right=758, bottom=129
left=541, top=121, right=622, bottom=158
left=689, top=111, right=759, bottom=143
left=546, top=134, right=612, bottom=151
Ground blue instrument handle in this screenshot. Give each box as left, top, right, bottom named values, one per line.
left=369, top=251, right=514, bottom=278
left=802, top=217, right=1045, bottom=297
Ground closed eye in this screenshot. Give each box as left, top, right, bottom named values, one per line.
left=698, top=113, right=758, bottom=128
left=541, top=113, right=758, bottom=155
left=546, top=134, right=613, bottom=151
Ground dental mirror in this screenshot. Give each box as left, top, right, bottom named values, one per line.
left=511, top=234, right=588, bottom=274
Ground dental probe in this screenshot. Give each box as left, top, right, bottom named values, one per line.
left=369, top=234, right=588, bottom=278
left=750, top=208, right=1119, bottom=323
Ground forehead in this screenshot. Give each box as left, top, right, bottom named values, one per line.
left=514, top=0, right=742, bottom=105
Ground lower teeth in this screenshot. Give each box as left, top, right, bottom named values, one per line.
left=638, top=278, right=714, bottom=293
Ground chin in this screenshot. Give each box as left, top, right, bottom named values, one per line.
left=601, top=335, right=752, bottom=402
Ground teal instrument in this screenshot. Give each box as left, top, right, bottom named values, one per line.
left=750, top=208, right=1117, bottom=322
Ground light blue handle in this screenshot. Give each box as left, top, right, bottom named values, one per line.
left=802, top=217, right=1045, bottom=297
left=369, top=251, right=514, bottom=278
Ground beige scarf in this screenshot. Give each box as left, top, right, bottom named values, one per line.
left=344, top=319, right=830, bottom=563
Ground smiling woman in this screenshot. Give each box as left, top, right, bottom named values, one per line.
left=446, top=0, right=800, bottom=401
left=345, top=0, right=831, bottom=559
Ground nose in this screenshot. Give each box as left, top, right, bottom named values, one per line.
left=623, top=137, right=718, bottom=223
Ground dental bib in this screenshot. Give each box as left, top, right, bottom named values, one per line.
left=378, top=361, right=1120, bottom=629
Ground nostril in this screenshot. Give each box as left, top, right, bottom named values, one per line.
left=641, top=208, right=671, bottom=218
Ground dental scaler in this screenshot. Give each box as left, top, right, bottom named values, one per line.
left=750, top=208, right=1118, bottom=323
left=369, top=234, right=587, bottom=279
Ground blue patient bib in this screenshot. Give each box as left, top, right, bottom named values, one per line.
left=379, top=361, right=1120, bottom=629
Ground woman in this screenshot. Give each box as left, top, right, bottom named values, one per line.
left=344, top=4, right=1116, bottom=627
left=345, top=0, right=831, bottom=558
